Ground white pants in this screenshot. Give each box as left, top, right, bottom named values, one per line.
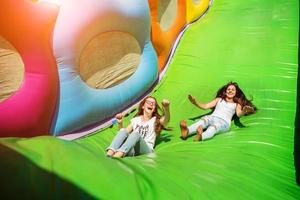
left=188, top=115, right=230, bottom=140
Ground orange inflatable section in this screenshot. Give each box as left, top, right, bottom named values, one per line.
left=148, top=0, right=187, bottom=72
left=149, top=0, right=210, bottom=72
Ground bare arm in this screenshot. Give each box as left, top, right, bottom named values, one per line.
left=115, top=113, right=133, bottom=133
left=116, top=113, right=133, bottom=133
left=160, top=99, right=170, bottom=126
left=125, top=123, right=133, bottom=133
left=115, top=113, right=124, bottom=129
left=236, top=104, right=256, bottom=117
left=188, top=95, right=220, bottom=110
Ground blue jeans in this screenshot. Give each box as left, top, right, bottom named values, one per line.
left=107, top=128, right=153, bottom=156
left=188, top=115, right=230, bottom=140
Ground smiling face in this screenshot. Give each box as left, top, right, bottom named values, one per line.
left=143, top=97, right=157, bottom=116
left=226, top=84, right=237, bottom=100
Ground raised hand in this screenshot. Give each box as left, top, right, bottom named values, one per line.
left=188, top=94, right=197, bottom=105
left=115, top=113, right=123, bottom=124
left=162, top=99, right=170, bottom=108
left=160, top=99, right=170, bottom=125
left=242, top=105, right=255, bottom=115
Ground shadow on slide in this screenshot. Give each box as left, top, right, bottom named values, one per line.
left=0, top=143, right=96, bottom=200
left=0, top=0, right=299, bottom=199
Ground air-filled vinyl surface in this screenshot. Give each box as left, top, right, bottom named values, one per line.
left=0, top=0, right=299, bottom=199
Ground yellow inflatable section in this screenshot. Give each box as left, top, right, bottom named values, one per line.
left=186, top=0, right=210, bottom=23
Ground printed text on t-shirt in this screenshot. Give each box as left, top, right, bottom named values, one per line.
left=136, top=124, right=149, bottom=139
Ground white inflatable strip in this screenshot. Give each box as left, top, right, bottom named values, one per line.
left=58, top=0, right=214, bottom=141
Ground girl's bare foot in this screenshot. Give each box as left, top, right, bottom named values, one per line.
left=106, top=149, right=115, bottom=157
left=180, top=120, right=189, bottom=140
left=113, top=151, right=125, bottom=158
left=194, top=126, right=203, bottom=142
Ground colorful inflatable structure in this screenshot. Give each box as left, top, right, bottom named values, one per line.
left=0, top=0, right=299, bottom=199
left=1, top=0, right=210, bottom=137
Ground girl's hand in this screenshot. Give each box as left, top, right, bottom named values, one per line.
left=160, top=99, right=170, bottom=126
left=115, top=113, right=123, bottom=124
left=188, top=95, right=197, bottom=105
left=242, top=106, right=255, bottom=115
left=162, top=99, right=170, bottom=108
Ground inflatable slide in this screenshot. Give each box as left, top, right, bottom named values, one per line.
left=0, top=0, right=299, bottom=199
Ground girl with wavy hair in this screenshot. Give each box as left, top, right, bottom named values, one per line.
left=106, top=96, right=170, bottom=158
left=180, top=82, right=256, bottom=141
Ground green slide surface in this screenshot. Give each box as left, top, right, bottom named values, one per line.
left=0, top=0, right=299, bottom=199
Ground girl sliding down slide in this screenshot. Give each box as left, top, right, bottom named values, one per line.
left=106, top=96, right=170, bottom=158
left=180, top=82, right=256, bottom=141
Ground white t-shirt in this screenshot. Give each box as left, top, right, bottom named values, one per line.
left=211, top=99, right=237, bottom=125
left=130, top=116, right=157, bottom=149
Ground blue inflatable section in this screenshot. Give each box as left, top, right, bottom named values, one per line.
left=53, top=42, right=158, bottom=135
left=50, top=0, right=158, bottom=135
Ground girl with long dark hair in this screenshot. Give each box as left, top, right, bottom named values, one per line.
left=106, top=96, right=170, bottom=158
left=180, top=82, right=256, bottom=141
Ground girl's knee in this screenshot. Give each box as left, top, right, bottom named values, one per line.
left=117, top=128, right=129, bottom=135
left=127, top=131, right=141, bottom=142
left=130, top=131, right=139, bottom=137
left=202, top=126, right=218, bottom=140
left=211, top=125, right=217, bottom=131
left=203, top=117, right=208, bottom=124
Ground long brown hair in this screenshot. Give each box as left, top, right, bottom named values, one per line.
left=216, top=82, right=257, bottom=114
left=135, top=96, right=170, bottom=135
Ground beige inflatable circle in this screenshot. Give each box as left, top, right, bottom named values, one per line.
left=0, top=36, right=24, bottom=103
left=193, top=0, right=200, bottom=4
left=158, top=0, right=178, bottom=32
left=79, top=31, right=141, bottom=89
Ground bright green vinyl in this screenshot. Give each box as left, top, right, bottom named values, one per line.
left=0, top=0, right=299, bottom=199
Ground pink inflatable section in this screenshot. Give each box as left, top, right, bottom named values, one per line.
left=0, top=0, right=58, bottom=137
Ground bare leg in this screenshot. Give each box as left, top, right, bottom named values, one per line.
left=106, top=149, right=115, bottom=157
left=194, top=126, right=203, bottom=142
left=113, top=151, right=125, bottom=158
left=180, top=120, right=189, bottom=140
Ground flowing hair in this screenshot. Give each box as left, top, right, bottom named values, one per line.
left=216, top=82, right=257, bottom=115
left=135, top=96, right=171, bottom=136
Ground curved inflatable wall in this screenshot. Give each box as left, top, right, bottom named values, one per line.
left=0, top=0, right=299, bottom=199
left=50, top=0, right=158, bottom=135
left=0, top=0, right=59, bottom=137
left=149, top=0, right=210, bottom=72
left=149, top=0, right=186, bottom=72
left=0, top=0, right=209, bottom=137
